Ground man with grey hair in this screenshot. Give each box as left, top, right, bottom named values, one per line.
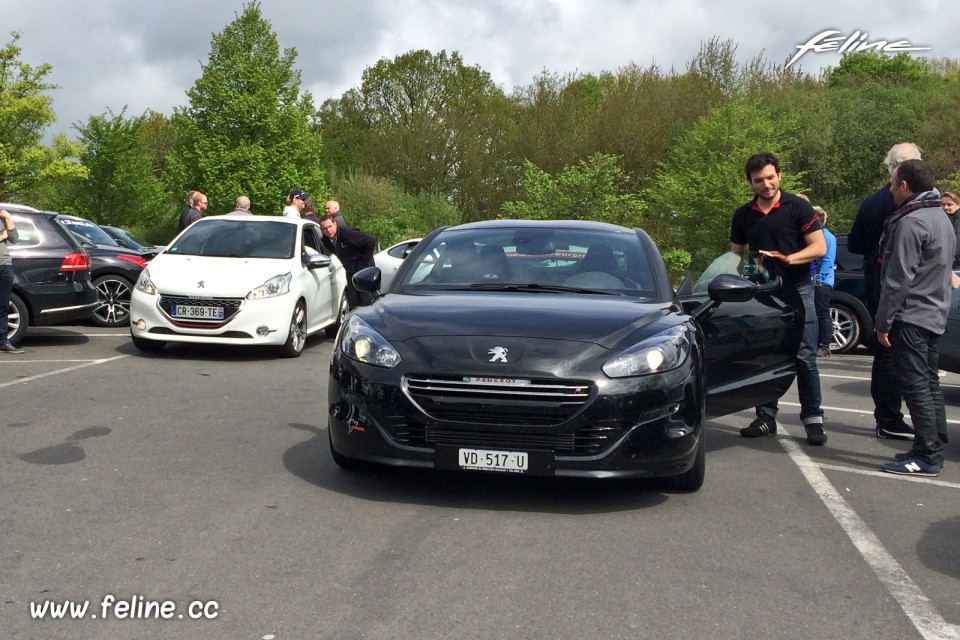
left=227, top=195, right=253, bottom=215
left=848, top=142, right=923, bottom=441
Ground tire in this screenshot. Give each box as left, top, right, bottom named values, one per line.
left=6, top=293, right=28, bottom=346
left=92, top=275, right=133, bottom=327
left=829, top=301, right=861, bottom=355
left=131, top=334, right=166, bottom=353
left=328, top=427, right=368, bottom=471
left=662, top=433, right=705, bottom=492
left=325, top=292, right=349, bottom=338
left=280, top=300, right=307, bottom=358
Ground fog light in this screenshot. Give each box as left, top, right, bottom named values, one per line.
left=135, top=319, right=146, bottom=330
left=256, top=326, right=270, bottom=337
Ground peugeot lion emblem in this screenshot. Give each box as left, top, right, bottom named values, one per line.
left=197, top=281, right=205, bottom=289
left=488, top=347, right=508, bottom=363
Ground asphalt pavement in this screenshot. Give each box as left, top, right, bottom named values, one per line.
left=1, top=327, right=958, bottom=640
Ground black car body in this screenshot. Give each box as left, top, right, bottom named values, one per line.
left=830, top=234, right=873, bottom=354
left=101, top=225, right=162, bottom=260
left=57, top=215, right=149, bottom=327
left=3, top=204, right=98, bottom=345
left=327, top=220, right=800, bottom=491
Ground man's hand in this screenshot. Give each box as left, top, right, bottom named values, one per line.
left=758, top=249, right=790, bottom=264
left=876, top=330, right=891, bottom=348
left=952, top=272, right=960, bottom=290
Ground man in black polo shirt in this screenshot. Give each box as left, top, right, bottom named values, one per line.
left=730, top=152, right=828, bottom=445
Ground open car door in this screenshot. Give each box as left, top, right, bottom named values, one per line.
left=677, top=253, right=800, bottom=419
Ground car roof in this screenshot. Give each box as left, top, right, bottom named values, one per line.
left=448, top=219, right=636, bottom=234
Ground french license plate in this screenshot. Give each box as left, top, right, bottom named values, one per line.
left=458, top=448, right=528, bottom=473
left=171, top=304, right=224, bottom=319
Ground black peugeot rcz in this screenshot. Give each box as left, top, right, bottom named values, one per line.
left=327, top=220, right=800, bottom=491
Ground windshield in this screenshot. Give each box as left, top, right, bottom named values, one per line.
left=60, top=217, right=120, bottom=246
left=166, top=219, right=297, bottom=259
left=398, top=226, right=662, bottom=299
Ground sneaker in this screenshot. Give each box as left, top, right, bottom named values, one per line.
left=876, top=423, right=915, bottom=441
left=816, top=346, right=832, bottom=358
left=0, top=341, right=23, bottom=354
left=804, top=423, right=828, bottom=446
left=894, top=451, right=918, bottom=462
left=740, top=415, right=777, bottom=438
left=881, top=457, right=941, bottom=477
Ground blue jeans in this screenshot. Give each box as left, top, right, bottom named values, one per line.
left=890, top=321, right=948, bottom=466
left=758, top=281, right=823, bottom=425
left=814, top=283, right=833, bottom=348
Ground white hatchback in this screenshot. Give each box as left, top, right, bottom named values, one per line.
left=130, top=216, right=348, bottom=357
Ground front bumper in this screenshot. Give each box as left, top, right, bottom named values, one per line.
left=328, top=354, right=705, bottom=479
left=130, top=290, right=296, bottom=346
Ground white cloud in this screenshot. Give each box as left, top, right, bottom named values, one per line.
left=1, top=0, right=956, bottom=140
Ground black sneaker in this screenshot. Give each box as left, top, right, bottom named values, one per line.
left=740, top=415, right=777, bottom=438
left=0, top=341, right=23, bottom=354
left=876, top=423, right=915, bottom=441
left=804, top=423, right=828, bottom=446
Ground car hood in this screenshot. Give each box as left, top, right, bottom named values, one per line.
left=148, top=254, right=292, bottom=297
left=361, top=292, right=678, bottom=350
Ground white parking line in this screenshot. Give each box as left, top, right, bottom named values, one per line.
left=0, top=355, right=129, bottom=388
left=778, top=425, right=960, bottom=640
left=817, top=463, right=960, bottom=490
left=780, top=401, right=960, bottom=426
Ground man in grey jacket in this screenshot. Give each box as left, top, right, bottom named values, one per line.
left=875, top=160, right=954, bottom=476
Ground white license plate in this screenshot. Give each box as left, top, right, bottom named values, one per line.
left=458, top=448, right=528, bottom=473
left=171, top=304, right=224, bottom=319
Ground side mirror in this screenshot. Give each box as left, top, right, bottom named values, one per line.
left=306, top=253, right=332, bottom=270
left=707, top=273, right=758, bottom=303
left=691, top=274, right=781, bottom=321
left=353, top=266, right=382, bottom=295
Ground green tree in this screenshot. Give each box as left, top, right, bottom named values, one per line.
left=0, top=31, right=84, bottom=201
left=168, top=2, right=324, bottom=215
left=648, top=98, right=802, bottom=268
left=318, top=49, right=516, bottom=221
left=61, top=109, right=170, bottom=229
left=501, top=153, right=646, bottom=226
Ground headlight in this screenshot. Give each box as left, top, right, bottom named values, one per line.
left=135, top=269, right=157, bottom=295
left=602, top=325, right=689, bottom=378
left=247, top=273, right=292, bottom=300
left=338, top=315, right=401, bottom=368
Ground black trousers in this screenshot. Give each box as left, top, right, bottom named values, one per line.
left=865, top=274, right=904, bottom=427
left=814, top=283, right=832, bottom=348
left=890, top=321, right=948, bottom=465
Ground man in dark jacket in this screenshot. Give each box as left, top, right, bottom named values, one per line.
left=876, top=160, right=955, bottom=477
left=847, top=142, right=922, bottom=441
left=320, top=215, right=376, bottom=309
left=178, top=191, right=208, bottom=231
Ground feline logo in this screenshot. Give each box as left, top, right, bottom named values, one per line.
left=787, top=30, right=931, bottom=68
left=488, top=347, right=508, bottom=363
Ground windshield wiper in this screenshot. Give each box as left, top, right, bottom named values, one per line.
left=465, top=283, right=621, bottom=295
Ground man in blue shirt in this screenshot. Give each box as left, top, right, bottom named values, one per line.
left=813, top=206, right=837, bottom=356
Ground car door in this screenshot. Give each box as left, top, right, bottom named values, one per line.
left=677, top=255, right=800, bottom=419
left=301, top=225, right=334, bottom=331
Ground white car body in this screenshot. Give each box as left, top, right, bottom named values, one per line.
left=374, top=238, right=421, bottom=291
left=130, top=216, right=348, bottom=356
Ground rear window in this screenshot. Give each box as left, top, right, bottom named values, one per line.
left=60, top=217, right=119, bottom=246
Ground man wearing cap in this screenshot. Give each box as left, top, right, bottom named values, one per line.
left=283, top=189, right=308, bottom=219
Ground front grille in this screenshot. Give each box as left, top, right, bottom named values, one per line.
left=403, top=374, right=592, bottom=426
left=158, top=295, right=243, bottom=325
left=383, top=414, right=620, bottom=455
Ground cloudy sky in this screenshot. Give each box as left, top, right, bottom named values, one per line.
left=3, top=0, right=957, bottom=141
